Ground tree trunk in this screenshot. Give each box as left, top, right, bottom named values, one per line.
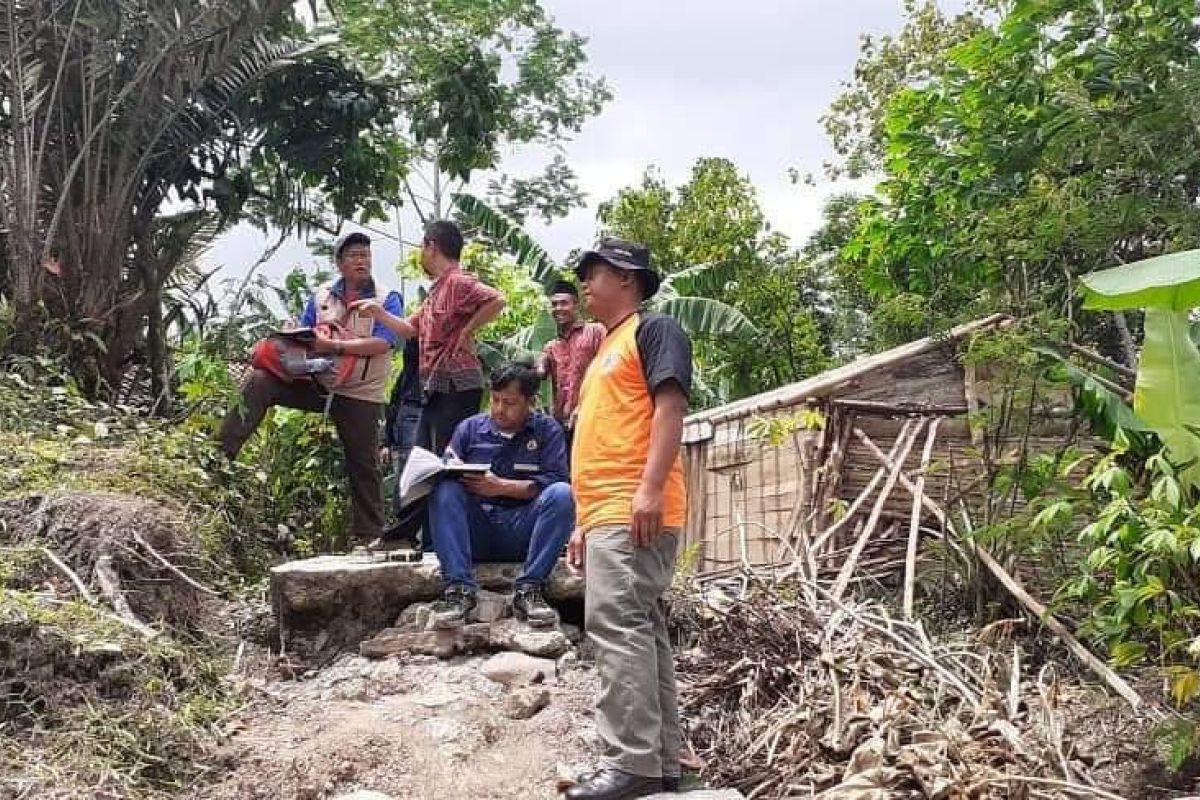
left=1112, top=311, right=1139, bottom=369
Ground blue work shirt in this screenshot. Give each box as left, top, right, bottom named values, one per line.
left=446, top=412, right=569, bottom=506
left=300, top=278, right=404, bottom=346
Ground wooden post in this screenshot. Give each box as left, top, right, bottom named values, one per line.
left=903, top=417, right=941, bottom=619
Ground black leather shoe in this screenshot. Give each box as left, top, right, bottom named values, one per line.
left=563, top=768, right=663, bottom=800
left=662, top=775, right=679, bottom=792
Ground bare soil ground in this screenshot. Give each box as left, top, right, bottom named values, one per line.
left=193, top=653, right=601, bottom=800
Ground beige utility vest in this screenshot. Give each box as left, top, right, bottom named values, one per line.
left=311, top=283, right=392, bottom=404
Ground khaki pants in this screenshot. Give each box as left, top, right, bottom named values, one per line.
left=218, top=368, right=384, bottom=543
left=584, top=525, right=681, bottom=778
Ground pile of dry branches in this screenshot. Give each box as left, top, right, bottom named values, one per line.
left=676, top=576, right=1127, bottom=800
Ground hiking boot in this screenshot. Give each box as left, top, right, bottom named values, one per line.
left=430, top=586, right=477, bottom=629
left=513, top=584, right=558, bottom=628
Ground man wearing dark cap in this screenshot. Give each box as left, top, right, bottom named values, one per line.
left=564, top=238, right=693, bottom=799
left=536, top=279, right=605, bottom=449
left=219, top=231, right=404, bottom=548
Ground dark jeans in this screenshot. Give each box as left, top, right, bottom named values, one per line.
left=416, top=388, right=484, bottom=455
left=429, top=479, right=575, bottom=589
left=218, top=368, right=384, bottom=543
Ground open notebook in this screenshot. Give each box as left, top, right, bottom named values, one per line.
left=397, top=447, right=489, bottom=507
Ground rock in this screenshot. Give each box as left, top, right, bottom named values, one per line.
left=473, top=589, right=511, bottom=623
left=396, top=602, right=433, bottom=631
left=271, top=554, right=582, bottom=657
left=361, top=618, right=574, bottom=660
left=504, top=687, right=550, bottom=720
left=557, top=651, right=580, bottom=673
left=361, top=623, right=493, bottom=659
left=333, top=792, right=395, bottom=800
left=480, top=652, right=556, bottom=687
left=489, top=618, right=573, bottom=658
left=560, top=622, right=584, bottom=643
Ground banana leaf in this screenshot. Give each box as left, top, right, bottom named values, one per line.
left=1081, top=251, right=1200, bottom=484
left=1079, top=249, right=1200, bottom=311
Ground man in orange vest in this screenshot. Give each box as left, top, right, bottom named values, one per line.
left=565, top=239, right=692, bottom=800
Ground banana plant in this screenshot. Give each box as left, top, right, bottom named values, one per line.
left=1080, top=250, right=1200, bottom=486
left=452, top=191, right=758, bottom=358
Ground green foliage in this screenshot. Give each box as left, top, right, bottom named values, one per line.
left=834, top=0, right=1200, bottom=353
left=1055, top=438, right=1200, bottom=721
left=454, top=193, right=563, bottom=288
left=746, top=408, right=825, bottom=448
left=332, top=0, right=610, bottom=221
left=1082, top=250, right=1200, bottom=487
left=599, top=159, right=832, bottom=404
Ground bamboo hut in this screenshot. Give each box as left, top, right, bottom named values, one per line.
left=680, top=314, right=1086, bottom=583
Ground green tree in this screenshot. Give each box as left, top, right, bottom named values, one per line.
left=453, top=190, right=756, bottom=407
left=0, top=1, right=398, bottom=401
left=331, top=0, right=611, bottom=224
left=598, top=159, right=834, bottom=403
left=833, top=0, right=1200, bottom=355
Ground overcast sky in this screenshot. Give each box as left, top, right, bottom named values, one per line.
left=204, top=0, right=942, bottom=291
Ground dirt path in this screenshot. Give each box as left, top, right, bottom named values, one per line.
left=195, top=653, right=601, bottom=800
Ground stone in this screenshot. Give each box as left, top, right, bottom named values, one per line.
left=333, top=792, right=395, bottom=800
left=271, top=553, right=583, bottom=657
left=503, top=687, right=550, bottom=720
left=489, top=618, right=573, bottom=658
left=560, top=622, right=583, bottom=643
left=557, top=651, right=580, bottom=673
left=395, top=602, right=433, bottom=631
left=480, top=652, right=556, bottom=687
left=360, top=623, right=492, bottom=659
left=472, top=589, right=511, bottom=623
left=361, top=618, right=574, bottom=660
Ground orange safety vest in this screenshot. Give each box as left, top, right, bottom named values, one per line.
left=571, top=312, right=687, bottom=532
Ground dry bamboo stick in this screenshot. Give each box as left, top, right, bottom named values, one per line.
left=963, top=362, right=984, bottom=447
left=811, top=418, right=917, bottom=557
left=1064, top=340, right=1137, bottom=381
left=832, top=398, right=968, bottom=415
left=93, top=553, right=157, bottom=639
left=903, top=417, right=942, bottom=619
left=854, top=435, right=1147, bottom=712
left=831, top=419, right=926, bottom=601
left=40, top=547, right=94, bottom=604
left=851, top=429, right=970, bottom=561
left=132, top=531, right=220, bottom=597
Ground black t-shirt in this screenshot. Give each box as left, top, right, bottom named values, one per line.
left=635, top=312, right=693, bottom=399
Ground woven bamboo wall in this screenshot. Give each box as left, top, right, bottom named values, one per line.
left=679, top=333, right=1088, bottom=574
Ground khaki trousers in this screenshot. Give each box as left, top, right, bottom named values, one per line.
left=218, top=368, right=384, bottom=542
left=584, top=525, right=681, bottom=778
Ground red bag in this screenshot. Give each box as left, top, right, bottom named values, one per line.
left=250, top=323, right=359, bottom=390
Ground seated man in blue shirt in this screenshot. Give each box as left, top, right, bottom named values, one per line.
left=429, top=360, right=574, bottom=629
